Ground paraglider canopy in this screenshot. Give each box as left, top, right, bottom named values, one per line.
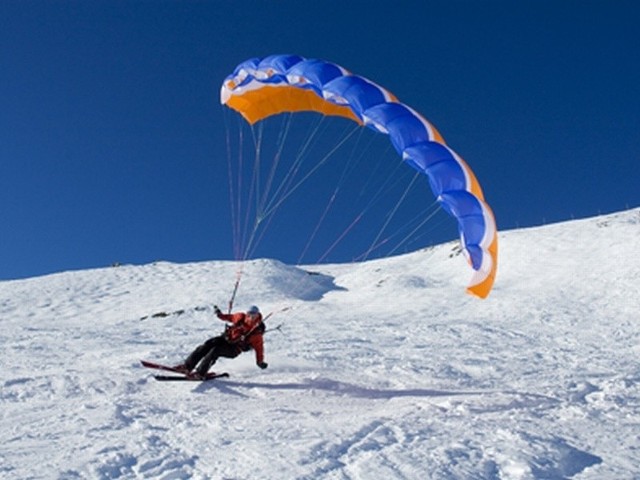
left=221, top=54, right=498, bottom=298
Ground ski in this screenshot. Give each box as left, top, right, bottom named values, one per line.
left=142, top=361, right=229, bottom=381
left=154, top=372, right=230, bottom=382
left=140, top=360, right=188, bottom=374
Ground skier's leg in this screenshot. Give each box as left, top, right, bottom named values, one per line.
left=184, top=337, right=218, bottom=371
left=216, top=341, right=242, bottom=360
left=195, top=340, right=240, bottom=377
left=195, top=347, right=219, bottom=377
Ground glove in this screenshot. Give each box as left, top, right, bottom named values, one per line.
left=214, top=305, right=222, bottom=315
left=257, top=362, right=268, bottom=370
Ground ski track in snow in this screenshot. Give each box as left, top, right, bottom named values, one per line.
left=1, top=209, right=640, bottom=479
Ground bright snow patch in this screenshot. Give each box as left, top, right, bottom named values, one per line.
left=1, top=209, right=639, bottom=479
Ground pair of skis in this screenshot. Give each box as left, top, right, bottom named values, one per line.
left=141, top=360, right=229, bottom=382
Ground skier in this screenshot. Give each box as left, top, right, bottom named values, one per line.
left=177, top=305, right=268, bottom=379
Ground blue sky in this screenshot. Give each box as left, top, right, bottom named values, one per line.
left=1, top=0, right=638, bottom=280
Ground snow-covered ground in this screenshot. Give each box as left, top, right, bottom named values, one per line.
left=1, top=208, right=639, bottom=479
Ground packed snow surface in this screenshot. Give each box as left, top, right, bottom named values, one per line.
left=1, top=209, right=639, bottom=479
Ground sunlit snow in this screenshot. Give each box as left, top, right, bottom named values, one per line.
left=1, top=209, right=639, bottom=479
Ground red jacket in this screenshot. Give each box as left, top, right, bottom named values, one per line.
left=217, top=311, right=265, bottom=364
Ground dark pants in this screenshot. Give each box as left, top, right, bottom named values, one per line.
left=185, top=336, right=240, bottom=375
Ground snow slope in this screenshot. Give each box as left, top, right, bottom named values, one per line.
left=1, top=208, right=639, bottom=479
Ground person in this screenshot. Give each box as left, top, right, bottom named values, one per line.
left=177, top=305, right=268, bottom=379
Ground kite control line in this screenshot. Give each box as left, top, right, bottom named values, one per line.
left=227, top=270, right=242, bottom=314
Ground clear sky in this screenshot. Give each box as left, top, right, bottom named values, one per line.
left=1, top=0, right=638, bottom=280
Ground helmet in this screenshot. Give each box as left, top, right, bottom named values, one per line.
left=247, top=305, right=260, bottom=315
